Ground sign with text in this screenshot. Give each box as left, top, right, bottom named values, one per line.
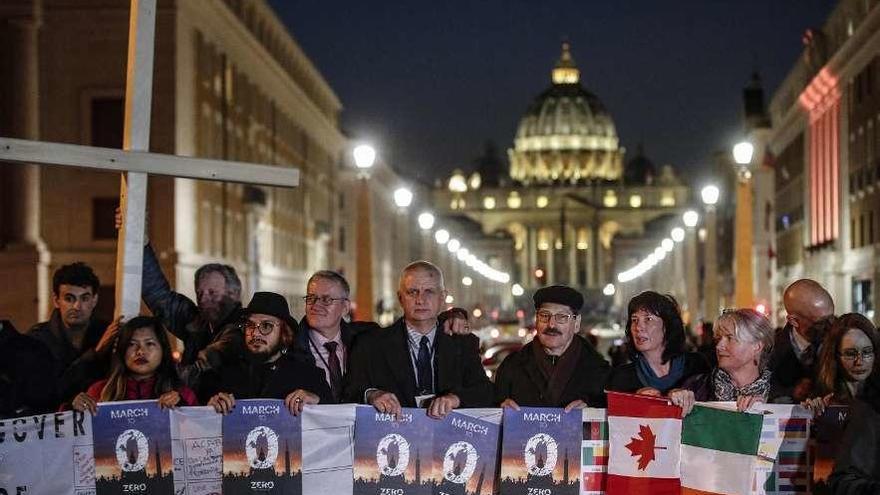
left=433, top=411, right=500, bottom=495
left=500, top=407, right=581, bottom=495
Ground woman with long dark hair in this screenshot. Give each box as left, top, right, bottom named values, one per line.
left=71, top=316, right=197, bottom=413
left=606, top=291, right=708, bottom=395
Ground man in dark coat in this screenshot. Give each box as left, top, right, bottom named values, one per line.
left=769, top=278, right=835, bottom=401
left=495, top=285, right=610, bottom=410
left=141, top=242, right=245, bottom=389
left=0, top=319, right=59, bottom=417
left=204, top=292, right=331, bottom=415
left=28, top=262, right=113, bottom=407
left=345, top=261, right=493, bottom=418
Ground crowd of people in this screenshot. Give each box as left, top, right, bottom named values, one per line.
left=1, top=245, right=879, bottom=493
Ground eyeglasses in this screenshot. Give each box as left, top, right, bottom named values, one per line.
left=536, top=310, right=576, bottom=325
left=303, top=295, right=348, bottom=306
left=243, top=320, right=280, bottom=335
left=839, top=348, right=875, bottom=362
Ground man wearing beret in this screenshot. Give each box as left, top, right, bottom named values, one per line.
left=495, top=285, right=610, bottom=411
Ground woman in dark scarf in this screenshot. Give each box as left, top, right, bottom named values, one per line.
left=606, top=291, right=708, bottom=395
left=669, top=308, right=775, bottom=414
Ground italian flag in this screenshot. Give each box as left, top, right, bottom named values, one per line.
left=606, top=391, right=682, bottom=495
left=681, top=404, right=763, bottom=495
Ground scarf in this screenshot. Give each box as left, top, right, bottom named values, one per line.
left=713, top=367, right=772, bottom=401
left=533, top=337, right=582, bottom=406
left=635, top=354, right=685, bottom=393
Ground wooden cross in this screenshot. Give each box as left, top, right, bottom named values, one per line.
left=0, top=0, right=298, bottom=319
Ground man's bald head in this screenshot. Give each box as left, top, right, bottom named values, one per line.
left=783, top=279, right=835, bottom=338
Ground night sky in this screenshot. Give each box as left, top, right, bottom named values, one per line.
left=269, top=1, right=836, bottom=186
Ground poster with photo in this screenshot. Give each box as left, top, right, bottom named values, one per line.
left=170, top=406, right=223, bottom=495
left=352, top=406, right=434, bottom=495
left=222, top=399, right=302, bottom=495
left=433, top=411, right=500, bottom=495
left=499, top=407, right=581, bottom=495
left=92, top=400, right=173, bottom=495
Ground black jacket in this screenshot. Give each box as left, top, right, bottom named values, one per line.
left=494, top=336, right=610, bottom=408
left=199, top=349, right=332, bottom=405
left=605, top=352, right=709, bottom=394
left=27, top=310, right=110, bottom=405
left=344, top=318, right=493, bottom=408
left=0, top=320, right=59, bottom=417
left=141, top=243, right=244, bottom=383
left=768, top=324, right=818, bottom=401
left=829, top=374, right=880, bottom=494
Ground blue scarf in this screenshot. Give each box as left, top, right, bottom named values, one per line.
left=635, top=354, right=685, bottom=393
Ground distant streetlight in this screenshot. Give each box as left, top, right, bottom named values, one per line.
left=671, top=227, right=685, bottom=243
left=435, top=229, right=450, bottom=244
left=353, top=144, right=376, bottom=170
left=462, top=276, right=473, bottom=286
left=700, top=185, right=720, bottom=207
left=447, top=238, right=461, bottom=253
left=448, top=169, right=468, bottom=193
left=603, top=283, right=616, bottom=296
left=511, top=284, right=524, bottom=296
left=393, top=187, right=413, bottom=208
left=417, top=212, right=435, bottom=230
left=682, top=210, right=699, bottom=228
left=661, top=238, right=674, bottom=252
left=733, top=141, right=754, bottom=166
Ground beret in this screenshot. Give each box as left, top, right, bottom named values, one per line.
left=533, top=285, right=584, bottom=313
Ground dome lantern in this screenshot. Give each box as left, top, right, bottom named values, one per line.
left=552, top=42, right=580, bottom=85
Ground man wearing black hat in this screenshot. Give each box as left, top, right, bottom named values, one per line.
left=494, top=285, right=610, bottom=410
left=203, top=292, right=331, bottom=415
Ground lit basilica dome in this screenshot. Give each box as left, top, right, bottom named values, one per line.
left=508, top=42, right=624, bottom=184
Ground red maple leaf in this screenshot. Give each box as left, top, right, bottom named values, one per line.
left=624, top=424, right=666, bottom=470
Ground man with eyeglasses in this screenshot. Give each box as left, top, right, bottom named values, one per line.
left=345, top=261, right=493, bottom=418
left=770, top=279, right=836, bottom=402
left=494, top=285, right=610, bottom=411
left=202, top=292, right=331, bottom=415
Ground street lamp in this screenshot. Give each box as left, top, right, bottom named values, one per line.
left=393, top=187, right=413, bottom=208
left=447, top=238, right=461, bottom=253
left=353, top=144, right=376, bottom=321
left=733, top=141, right=754, bottom=167
left=700, top=185, right=720, bottom=207
left=701, top=183, right=720, bottom=322
left=671, top=227, right=685, bottom=243
left=732, top=141, right=756, bottom=308
left=418, top=212, right=435, bottom=230
left=434, top=229, right=450, bottom=244
left=511, top=284, right=524, bottom=296
left=683, top=210, right=699, bottom=228
left=682, top=208, right=700, bottom=323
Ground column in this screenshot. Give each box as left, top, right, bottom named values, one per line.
left=518, top=228, right=529, bottom=285
left=704, top=207, right=720, bottom=320
left=685, top=227, right=699, bottom=322
left=567, top=225, right=577, bottom=286
left=545, top=229, right=555, bottom=285
left=528, top=226, right=538, bottom=286
left=355, top=177, right=374, bottom=320
left=589, top=226, right=600, bottom=288
left=733, top=175, right=754, bottom=307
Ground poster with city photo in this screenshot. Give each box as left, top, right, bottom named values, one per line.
left=433, top=411, right=500, bottom=495
left=499, top=407, right=581, bottom=495
left=221, top=399, right=302, bottom=495
left=352, top=406, right=434, bottom=495
left=92, top=399, right=174, bottom=495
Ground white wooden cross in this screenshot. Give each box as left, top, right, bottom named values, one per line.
left=0, top=0, right=298, bottom=319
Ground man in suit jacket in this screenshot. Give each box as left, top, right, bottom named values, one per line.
left=769, top=279, right=835, bottom=401
left=345, top=261, right=493, bottom=418
left=494, top=285, right=610, bottom=410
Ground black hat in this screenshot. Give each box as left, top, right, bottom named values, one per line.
left=534, top=285, right=584, bottom=313
left=242, top=292, right=299, bottom=334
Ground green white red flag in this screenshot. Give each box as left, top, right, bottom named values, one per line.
left=606, top=391, right=682, bottom=495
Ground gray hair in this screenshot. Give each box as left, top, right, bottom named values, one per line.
left=399, top=260, right=445, bottom=290
left=307, top=270, right=351, bottom=298
left=717, top=308, right=775, bottom=370
left=194, top=263, right=242, bottom=299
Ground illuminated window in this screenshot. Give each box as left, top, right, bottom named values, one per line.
left=537, top=228, right=551, bottom=250
left=483, top=196, right=496, bottom=209
left=576, top=228, right=589, bottom=250
left=536, top=196, right=549, bottom=208
left=603, top=190, right=618, bottom=207
left=507, top=192, right=522, bottom=209
left=629, top=195, right=642, bottom=208
left=660, top=191, right=676, bottom=206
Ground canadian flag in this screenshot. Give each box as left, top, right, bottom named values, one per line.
left=606, top=391, right=682, bottom=495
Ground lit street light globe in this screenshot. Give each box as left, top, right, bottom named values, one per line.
left=603, top=283, right=616, bottom=296
left=434, top=229, right=450, bottom=244
left=701, top=184, right=720, bottom=206
left=447, top=238, right=461, bottom=252
left=393, top=187, right=413, bottom=208
left=353, top=144, right=376, bottom=169
left=683, top=210, right=699, bottom=228
left=671, top=227, right=685, bottom=242
left=733, top=141, right=754, bottom=166
left=417, top=212, right=435, bottom=230
left=661, top=238, right=674, bottom=252
left=511, top=284, right=524, bottom=296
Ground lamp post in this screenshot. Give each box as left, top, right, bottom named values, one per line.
left=683, top=209, right=700, bottom=323
left=733, top=141, right=755, bottom=308
left=701, top=185, right=720, bottom=321
left=353, top=144, right=376, bottom=320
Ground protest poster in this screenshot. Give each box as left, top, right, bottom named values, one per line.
left=352, top=406, right=434, bottom=495
left=0, top=410, right=95, bottom=495
left=221, top=399, right=302, bottom=495
left=92, top=400, right=173, bottom=495
left=170, top=406, right=222, bottom=495
left=499, top=407, right=581, bottom=495
left=811, top=405, right=849, bottom=495
left=433, top=411, right=500, bottom=495
left=751, top=404, right=812, bottom=495
left=580, top=408, right=608, bottom=495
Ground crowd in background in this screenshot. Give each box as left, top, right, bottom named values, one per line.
left=1, top=244, right=879, bottom=493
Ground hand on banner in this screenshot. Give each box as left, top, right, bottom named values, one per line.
left=801, top=393, right=833, bottom=417
left=285, top=389, right=320, bottom=416
left=499, top=398, right=520, bottom=411
left=443, top=309, right=470, bottom=335
left=427, top=393, right=460, bottom=419
left=95, top=315, right=123, bottom=354
left=72, top=392, right=98, bottom=415
left=114, top=206, right=150, bottom=245
left=563, top=399, right=587, bottom=412
left=667, top=389, right=695, bottom=416
left=736, top=394, right=764, bottom=412
left=368, top=390, right=402, bottom=418
left=635, top=387, right=662, bottom=397
left=208, top=392, right=236, bottom=414
left=157, top=390, right=182, bottom=410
